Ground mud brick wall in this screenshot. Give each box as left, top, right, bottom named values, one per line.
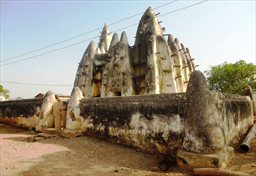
left=80, top=93, right=187, bottom=154
left=250, top=91, right=256, bottom=116
left=183, top=71, right=253, bottom=153
left=216, top=93, right=253, bottom=146
left=0, top=73, right=253, bottom=156
left=0, top=98, right=43, bottom=128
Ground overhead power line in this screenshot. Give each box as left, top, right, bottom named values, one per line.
left=1, top=0, right=178, bottom=62
left=0, top=0, right=208, bottom=67
left=0, top=28, right=103, bottom=62
left=0, top=23, right=140, bottom=66
left=108, top=0, right=179, bottom=26
left=159, top=0, right=208, bottom=17
left=1, top=22, right=143, bottom=67
left=1, top=80, right=72, bottom=87
left=1, top=36, right=98, bottom=66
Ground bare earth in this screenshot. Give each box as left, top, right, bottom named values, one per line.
left=0, top=123, right=255, bottom=176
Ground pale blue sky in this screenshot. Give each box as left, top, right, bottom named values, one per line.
left=0, top=0, right=255, bottom=98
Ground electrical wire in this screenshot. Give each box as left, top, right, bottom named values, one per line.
left=0, top=22, right=140, bottom=67
left=159, top=0, right=208, bottom=17
left=0, top=0, right=208, bottom=68
left=1, top=0, right=178, bottom=62
left=1, top=80, right=72, bottom=87
left=1, top=36, right=98, bottom=66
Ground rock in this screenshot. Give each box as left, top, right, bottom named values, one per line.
left=177, top=147, right=234, bottom=171
left=59, top=129, right=82, bottom=138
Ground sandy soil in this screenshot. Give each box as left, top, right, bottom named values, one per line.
left=0, top=123, right=255, bottom=176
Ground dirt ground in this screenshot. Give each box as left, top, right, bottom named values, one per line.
left=0, top=123, right=256, bottom=176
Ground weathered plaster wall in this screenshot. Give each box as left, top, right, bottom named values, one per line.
left=244, top=86, right=256, bottom=116
left=79, top=93, right=187, bottom=154
left=71, top=71, right=253, bottom=155
left=74, top=7, right=196, bottom=98
left=0, top=98, right=43, bottom=129
left=0, top=71, right=253, bottom=157
left=182, top=71, right=253, bottom=154
left=0, top=91, right=69, bottom=132
left=216, top=93, right=253, bottom=146
left=66, top=87, right=84, bottom=130
left=253, top=92, right=256, bottom=116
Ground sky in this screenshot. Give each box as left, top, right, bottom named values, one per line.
left=0, top=0, right=255, bottom=99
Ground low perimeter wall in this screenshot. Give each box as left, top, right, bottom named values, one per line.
left=0, top=71, right=254, bottom=155
left=182, top=71, right=253, bottom=153
left=80, top=93, right=187, bottom=153
left=0, top=98, right=43, bottom=129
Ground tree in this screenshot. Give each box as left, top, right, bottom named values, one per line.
left=0, top=84, right=10, bottom=99
left=204, top=60, right=256, bottom=95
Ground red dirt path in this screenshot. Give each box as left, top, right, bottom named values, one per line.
left=0, top=123, right=255, bottom=176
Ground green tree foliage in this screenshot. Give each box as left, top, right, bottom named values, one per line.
left=0, top=84, right=10, bottom=99
left=205, top=60, right=256, bottom=95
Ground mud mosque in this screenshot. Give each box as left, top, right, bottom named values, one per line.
left=0, top=7, right=255, bottom=170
